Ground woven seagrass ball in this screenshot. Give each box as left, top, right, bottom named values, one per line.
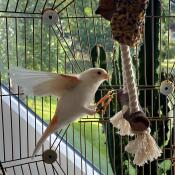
left=111, top=0, right=148, bottom=46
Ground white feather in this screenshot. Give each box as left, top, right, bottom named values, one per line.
left=9, top=67, right=79, bottom=97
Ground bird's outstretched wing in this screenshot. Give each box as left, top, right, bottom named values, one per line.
left=9, top=67, right=80, bottom=97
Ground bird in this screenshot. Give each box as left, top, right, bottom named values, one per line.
left=9, top=67, right=109, bottom=158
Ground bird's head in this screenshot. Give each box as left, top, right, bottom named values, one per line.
left=79, top=68, right=109, bottom=83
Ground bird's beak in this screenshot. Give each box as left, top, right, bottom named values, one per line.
left=103, top=73, right=109, bottom=80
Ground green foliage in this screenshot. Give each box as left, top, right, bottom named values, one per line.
left=158, top=160, right=172, bottom=174
left=160, top=0, right=175, bottom=62
left=91, top=44, right=107, bottom=69
left=84, top=7, right=93, bottom=16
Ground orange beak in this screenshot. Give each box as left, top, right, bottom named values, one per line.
left=103, top=73, right=109, bottom=80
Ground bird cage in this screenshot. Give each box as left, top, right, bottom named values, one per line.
left=0, top=0, right=175, bottom=175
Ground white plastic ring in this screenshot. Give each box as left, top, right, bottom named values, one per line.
left=160, top=80, right=174, bottom=95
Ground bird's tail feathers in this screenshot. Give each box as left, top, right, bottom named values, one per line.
left=32, top=115, right=58, bottom=159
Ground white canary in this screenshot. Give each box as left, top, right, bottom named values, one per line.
left=9, top=67, right=109, bottom=158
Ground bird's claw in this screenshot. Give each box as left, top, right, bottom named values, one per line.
left=96, top=90, right=115, bottom=106
left=96, top=90, right=115, bottom=114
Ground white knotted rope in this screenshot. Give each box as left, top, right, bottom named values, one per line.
left=120, top=44, right=162, bottom=166
left=110, top=45, right=133, bottom=136
left=120, top=44, right=139, bottom=113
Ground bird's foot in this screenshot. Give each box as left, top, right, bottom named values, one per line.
left=96, top=90, right=115, bottom=114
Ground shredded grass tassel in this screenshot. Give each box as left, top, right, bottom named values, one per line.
left=110, top=105, right=133, bottom=136
left=125, top=128, right=162, bottom=166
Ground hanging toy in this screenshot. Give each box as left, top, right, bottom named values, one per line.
left=119, top=46, right=162, bottom=166
left=96, top=0, right=162, bottom=166
left=95, top=0, right=116, bottom=21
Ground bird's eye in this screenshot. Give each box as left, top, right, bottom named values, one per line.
left=97, top=71, right=102, bottom=75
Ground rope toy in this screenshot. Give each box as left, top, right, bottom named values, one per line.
left=96, top=0, right=162, bottom=166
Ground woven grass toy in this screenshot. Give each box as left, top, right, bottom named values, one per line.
left=111, top=0, right=148, bottom=46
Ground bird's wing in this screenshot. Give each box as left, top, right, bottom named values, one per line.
left=9, top=67, right=80, bottom=97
